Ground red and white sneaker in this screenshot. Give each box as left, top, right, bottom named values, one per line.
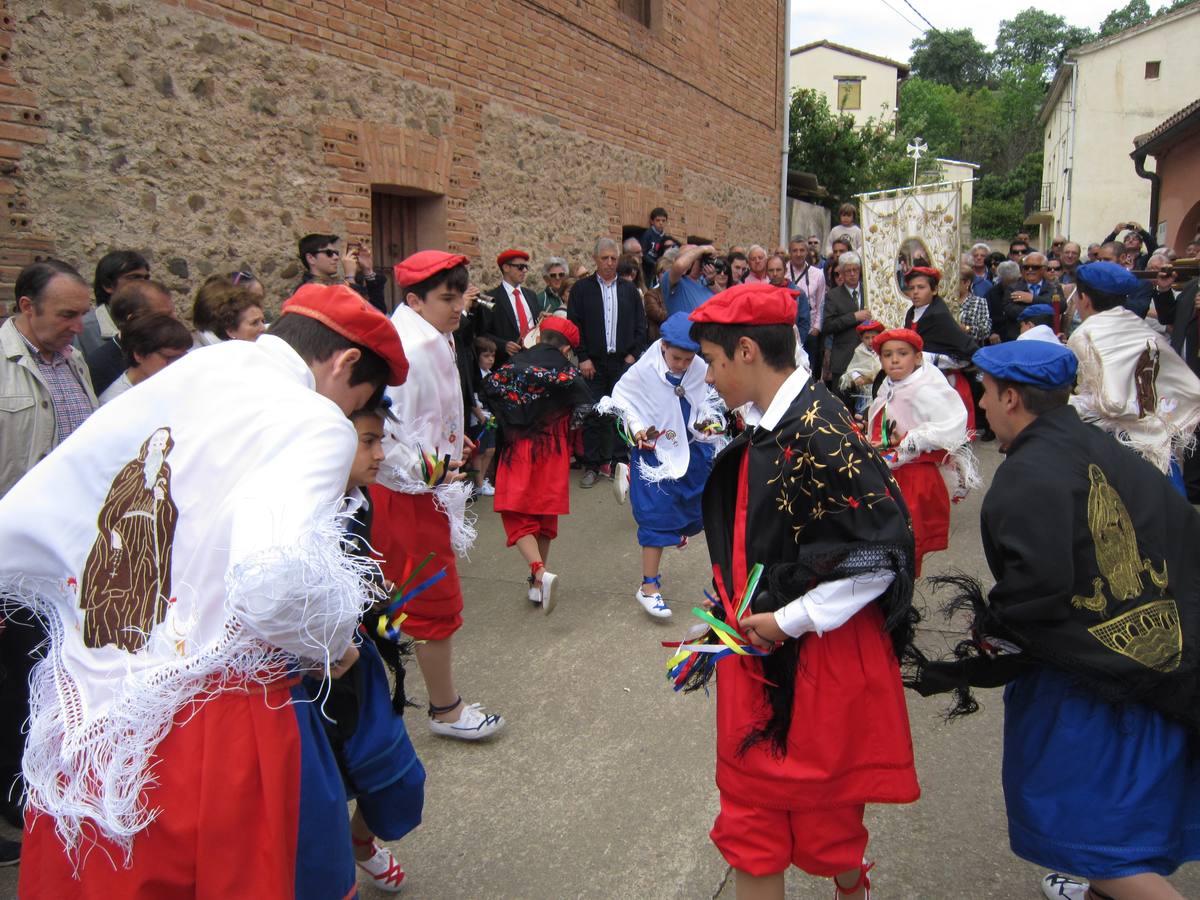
left=355, top=840, right=406, bottom=893
left=833, top=860, right=873, bottom=899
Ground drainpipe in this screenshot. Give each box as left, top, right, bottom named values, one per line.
left=779, top=0, right=792, bottom=247
left=1063, top=60, right=1078, bottom=237
left=1133, top=150, right=1161, bottom=236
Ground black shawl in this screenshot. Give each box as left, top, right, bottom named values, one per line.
left=907, top=405, right=1200, bottom=737
left=482, top=344, right=592, bottom=461
left=690, top=377, right=918, bottom=754
left=904, top=296, right=977, bottom=361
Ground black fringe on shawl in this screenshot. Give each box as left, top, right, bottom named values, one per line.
left=904, top=573, right=1200, bottom=742
left=677, top=541, right=918, bottom=759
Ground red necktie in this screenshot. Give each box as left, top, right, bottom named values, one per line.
left=514, top=286, right=529, bottom=338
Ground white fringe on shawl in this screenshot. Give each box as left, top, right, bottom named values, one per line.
left=5, top=511, right=376, bottom=862
left=867, top=362, right=980, bottom=501
left=1069, top=307, right=1200, bottom=473
left=595, top=340, right=726, bottom=485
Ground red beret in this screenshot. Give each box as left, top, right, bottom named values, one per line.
left=856, top=319, right=884, bottom=334
left=904, top=266, right=941, bottom=285
left=871, top=328, right=924, bottom=355
left=393, top=250, right=468, bottom=289
left=687, top=282, right=799, bottom=326
left=281, top=283, right=409, bottom=386
left=496, top=249, right=530, bottom=268
left=539, top=315, right=580, bottom=349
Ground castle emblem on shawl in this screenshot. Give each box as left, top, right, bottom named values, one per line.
left=80, top=428, right=179, bottom=653
left=1070, top=464, right=1178, bottom=671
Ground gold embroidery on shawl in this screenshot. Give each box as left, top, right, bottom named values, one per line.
left=1087, top=599, right=1182, bottom=672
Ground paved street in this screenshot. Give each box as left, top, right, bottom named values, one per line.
left=2, top=442, right=1197, bottom=898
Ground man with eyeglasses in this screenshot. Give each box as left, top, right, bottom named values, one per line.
left=998, top=252, right=1065, bottom=341
left=538, top=257, right=569, bottom=314
left=1058, top=242, right=1082, bottom=284
left=485, top=249, right=543, bottom=363
left=1008, top=239, right=1029, bottom=262
left=296, top=233, right=386, bottom=312
left=806, top=235, right=824, bottom=267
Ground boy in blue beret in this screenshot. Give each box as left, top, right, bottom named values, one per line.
left=1067, top=261, right=1200, bottom=484
left=1016, top=303, right=1060, bottom=344
left=598, top=311, right=725, bottom=618
left=910, top=338, right=1200, bottom=900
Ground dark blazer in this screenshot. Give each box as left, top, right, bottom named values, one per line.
left=1170, top=279, right=1200, bottom=376
left=567, top=274, right=647, bottom=363
left=821, top=284, right=866, bottom=376
left=995, top=281, right=1065, bottom=342
left=485, top=283, right=542, bottom=362
left=85, top=338, right=126, bottom=397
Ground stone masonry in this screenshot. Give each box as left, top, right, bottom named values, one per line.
left=0, top=0, right=783, bottom=312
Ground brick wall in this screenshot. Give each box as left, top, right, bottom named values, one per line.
left=2, top=0, right=783, bottom=309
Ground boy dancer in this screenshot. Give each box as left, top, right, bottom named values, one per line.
left=909, top=339, right=1200, bottom=900
left=308, top=404, right=426, bottom=893
left=1, top=282, right=407, bottom=898
left=599, top=312, right=724, bottom=619
left=867, top=329, right=977, bottom=576
left=837, top=319, right=884, bottom=416
left=371, top=251, right=504, bottom=740
left=686, top=283, right=920, bottom=900
left=484, top=317, right=591, bottom=612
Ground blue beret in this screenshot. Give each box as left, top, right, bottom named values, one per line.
left=1018, top=303, right=1055, bottom=322
left=660, top=311, right=700, bottom=351
left=973, top=341, right=1077, bottom=388
left=1076, top=261, right=1140, bottom=297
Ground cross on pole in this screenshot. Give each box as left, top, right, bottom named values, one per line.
left=906, top=138, right=928, bottom=186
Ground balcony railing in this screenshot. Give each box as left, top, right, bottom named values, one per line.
left=1024, top=182, right=1055, bottom=217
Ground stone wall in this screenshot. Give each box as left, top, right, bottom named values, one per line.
left=0, top=0, right=784, bottom=312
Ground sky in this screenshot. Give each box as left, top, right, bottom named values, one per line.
left=791, top=0, right=1132, bottom=65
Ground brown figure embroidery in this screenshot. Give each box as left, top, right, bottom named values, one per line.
left=80, top=428, right=178, bottom=652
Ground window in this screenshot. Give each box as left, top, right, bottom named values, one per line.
left=618, top=0, right=651, bottom=27
left=1145, top=61, right=1161, bottom=79
left=836, top=78, right=862, bottom=111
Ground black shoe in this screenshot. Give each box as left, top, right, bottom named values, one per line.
left=0, top=838, right=20, bottom=867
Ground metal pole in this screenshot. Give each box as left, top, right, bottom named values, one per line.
left=779, top=0, right=792, bottom=248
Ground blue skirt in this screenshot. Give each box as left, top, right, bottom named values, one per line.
left=629, top=441, right=714, bottom=547
left=1002, top=666, right=1200, bottom=879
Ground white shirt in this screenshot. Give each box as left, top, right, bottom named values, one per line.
left=743, top=366, right=895, bottom=638
left=99, top=371, right=134, bottom=405
left=598, top=273, right=619, bottom=353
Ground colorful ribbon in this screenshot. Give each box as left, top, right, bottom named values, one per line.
left=375, top=551, right=448, bottom=642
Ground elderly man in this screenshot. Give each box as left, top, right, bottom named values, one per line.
left=538, top=256, right=569, bottom=314
left=969, top=242, right=993, bottom=297
left=1145, top=252, right=1181, bottom=326
left=486, top=248, right=543, bottom=362
left=1059, top=241, right=1082, bottom=284
left=743, top=245, right=770, bottom=284
left=568, top=237, right=647, bottom=487
left=787, top=234, right=826, bottom=350
left=995, top=252, right=1065, bottom=341
left=820, top=250, right=871, bottom=387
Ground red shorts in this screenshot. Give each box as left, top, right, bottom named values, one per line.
left=500, top=511, right=559, bottom=547
left=710, top=794, right=867, bottom=877
left=369, top=485, right=463, bottom=641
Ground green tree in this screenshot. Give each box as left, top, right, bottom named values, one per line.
left=1100, top=0, right=1152, bottom=35
left=908, top=28, right=992, bottom=88
left=787, top=88, right=934, bottom=207
left=993, top=9, right=1093, bottom=82
left=897, top=78, right=963, bottom=159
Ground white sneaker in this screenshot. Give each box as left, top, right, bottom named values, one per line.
left=428, top=702, right=505, bottom=740
left=480, top=478, right=495, bottom=496
left=1041, top=873, right=1089, bottom=900
left=356, top=843, right=405, bottom=893
left=613, top=462, right=629, bottom=504
left=527, top=583, right=541, bottom=604
left=540, top=571, right=558, bottom=615
left=636, top=588, right=672, bottom=618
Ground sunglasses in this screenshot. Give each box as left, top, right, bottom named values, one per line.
left=1022, top=264, right=1044, bottom=271
left=232, top=270, right=256, bottom=285
left=1047, top=265, right=1062, bottom=272
left=316, top=249, right=340, bottom=258
left=545, top=272, right=566, bottom=279
left=507, top=262, right=530, bottom=271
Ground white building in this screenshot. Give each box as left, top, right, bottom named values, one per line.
left=1034, top=1, right=1200, bottom=246
left=789, top=40, right=908, bottom=127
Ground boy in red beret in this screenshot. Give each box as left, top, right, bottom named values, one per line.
left=483, top=317, right=592, bottom=610
left=866, top=329, right=978, bottom=576
left=683, top=283, right=920, bottom=900
left=5, top=283, right=407, bottom=899
left=370, top=251, right=505, bottom=741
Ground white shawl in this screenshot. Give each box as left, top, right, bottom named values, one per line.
left=0, top=336, right=371, bottom=854
left=838, top=342, right=881, bottom=393
left=867, top=362, right=979, bottom=500
left=1069, top=307, right=1200, bottom=473
left=596, top=340, right=725, bottom=483
left=379, top=304, right=475, bottom=554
